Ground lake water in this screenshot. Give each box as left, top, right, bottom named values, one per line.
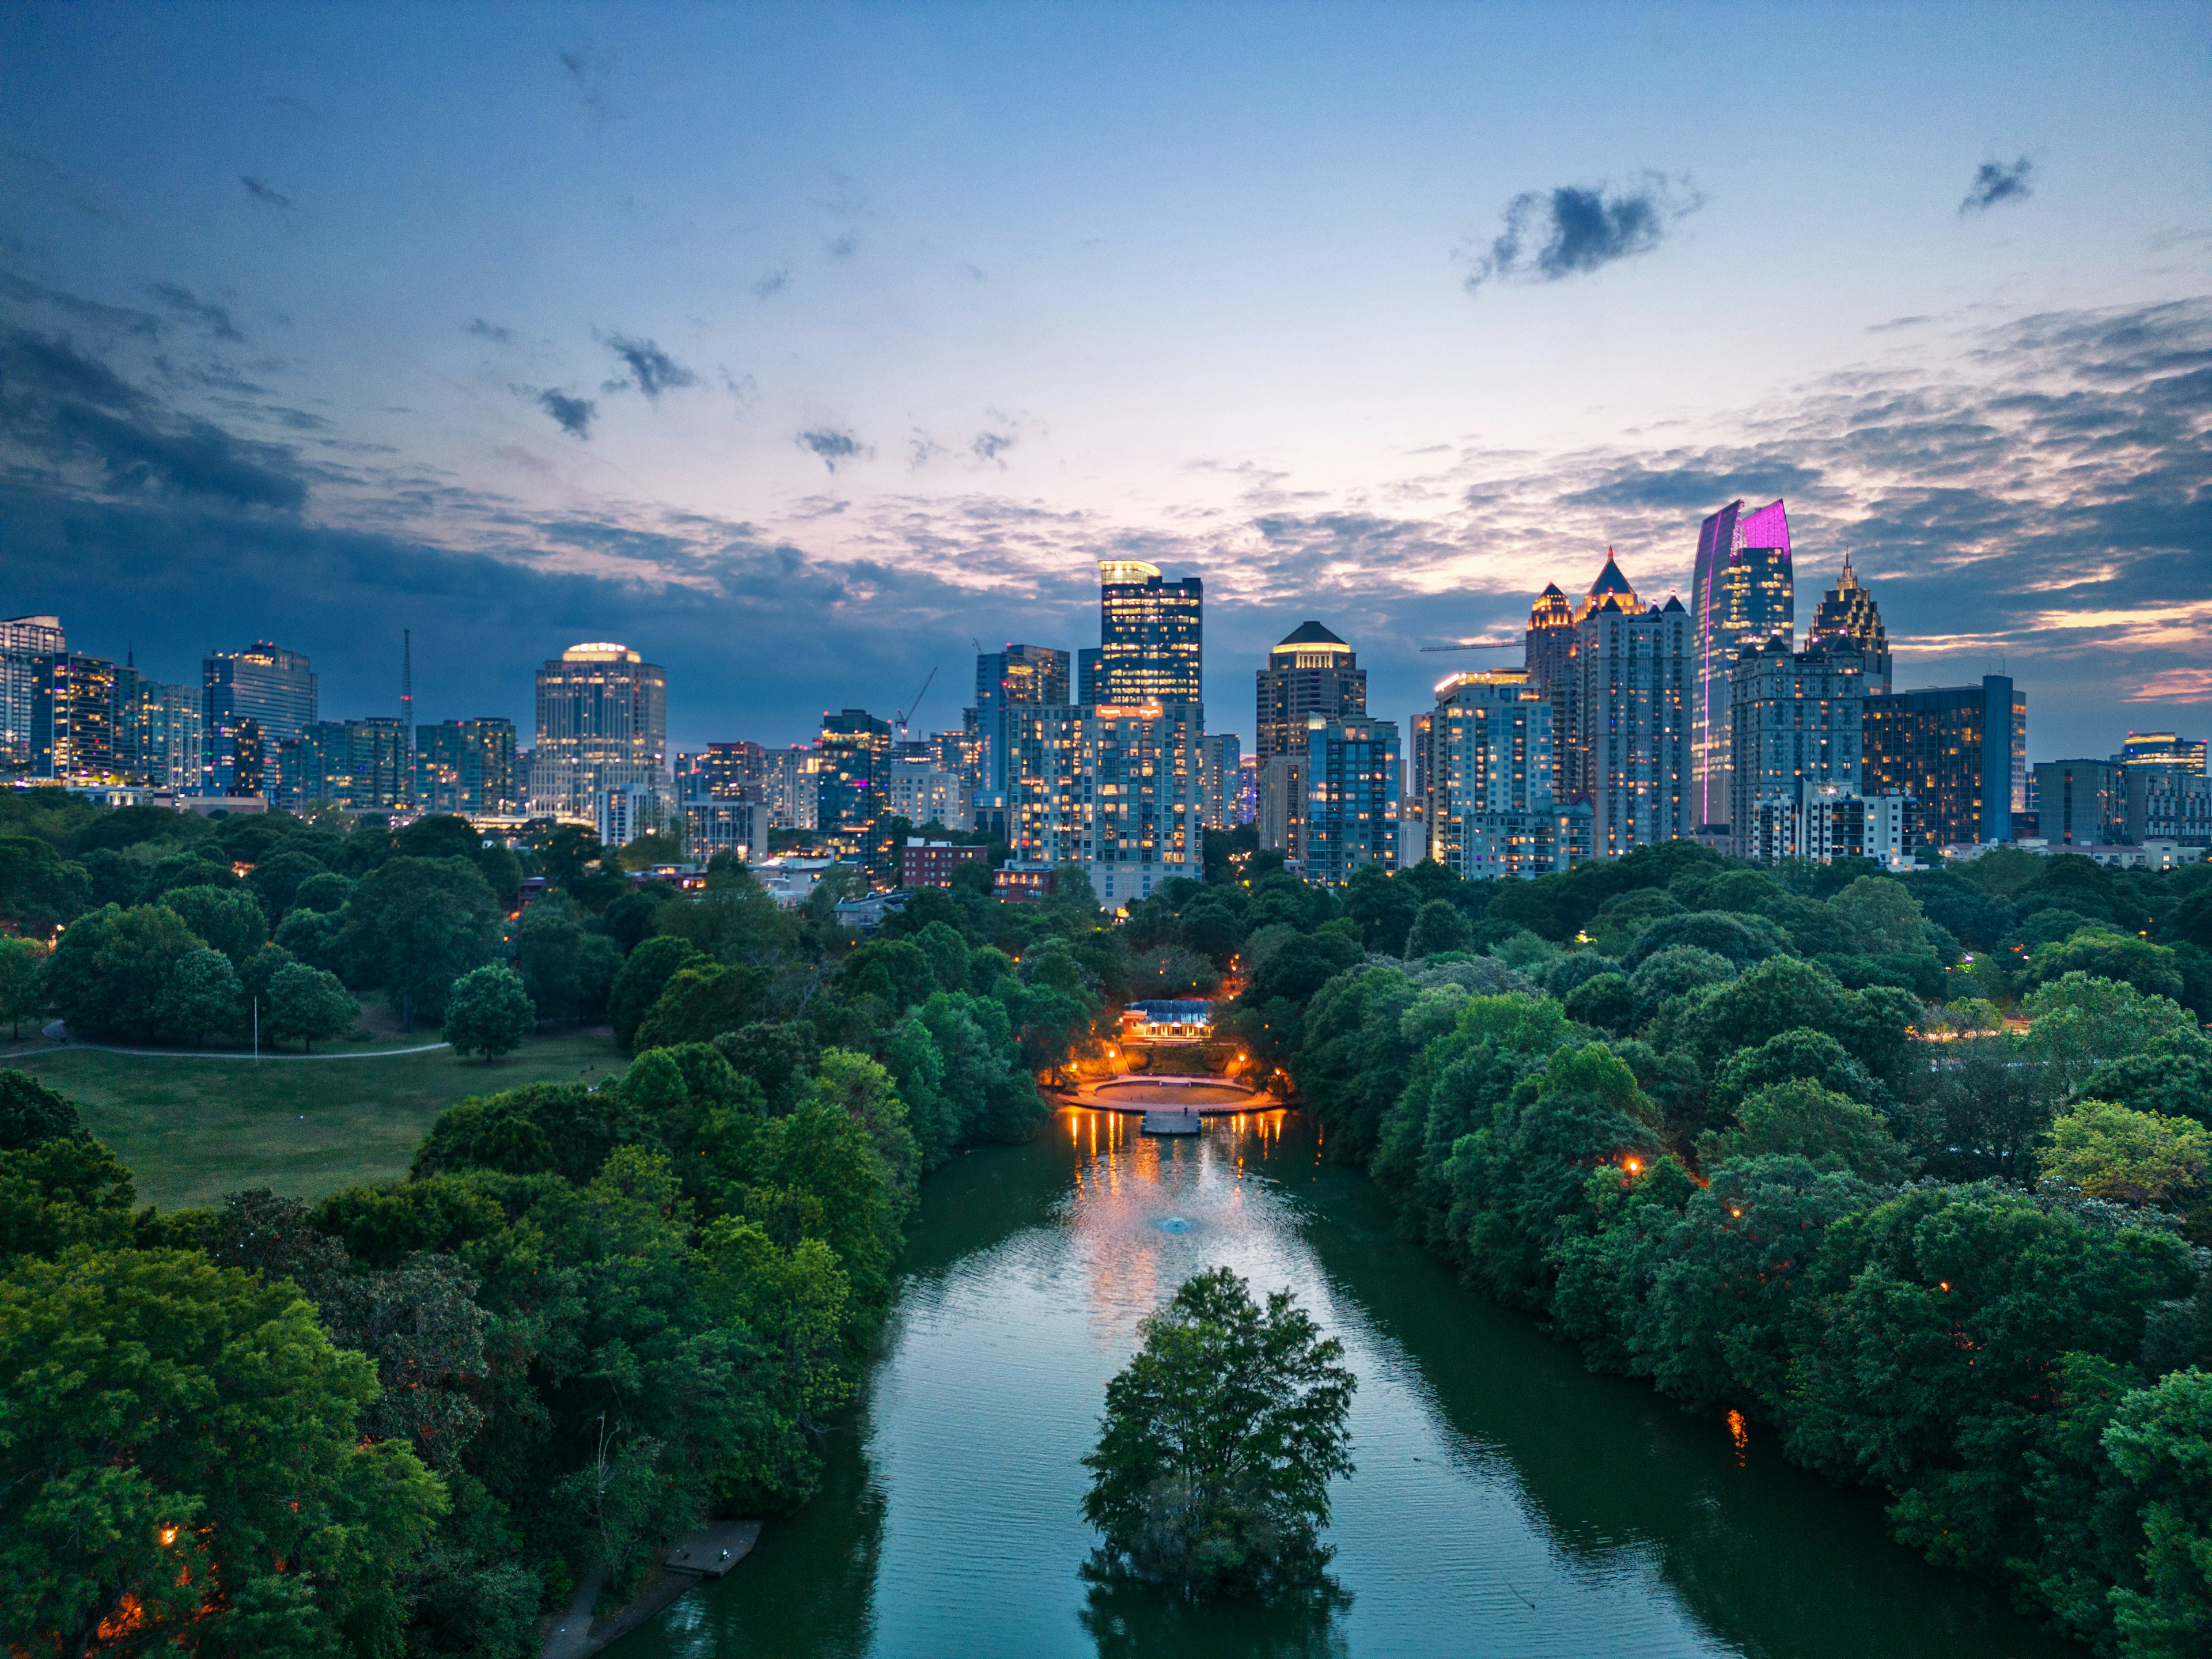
left=612, top=1108, right=2076, bottom=1659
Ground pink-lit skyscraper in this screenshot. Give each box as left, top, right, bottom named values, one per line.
left=1689, top=499, right=1794, bottom=834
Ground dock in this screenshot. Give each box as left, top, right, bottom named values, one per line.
left=542, top=1521, right=761, bottom=1659
left=1141, top=1109, right=1203, bottom=1135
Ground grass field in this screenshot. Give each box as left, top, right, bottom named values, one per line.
left=2, top=1029, right=630, bottom=1211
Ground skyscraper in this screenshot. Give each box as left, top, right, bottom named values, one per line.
left=1006, top=699, right=1201, bottom=907
left=1199, top=733, right=1241, bottom=831
left=203, top=642, right=317, bottom=796
left=1302, top=715, right=1399, bottom=886
left=529, top=642, right=668, bottom=819
left=1726, top=637, right=1866, bottom=857
left=1864, top=677, right=2021, bottom=849
left=1690, top=499, right=1794, bottom=832
left=974, top=645, right=1071, bottom=824
left=2031, top=759, right=2126, bottom=847
left=1096, top=560, right=1201, bottom=705
left=275, top=718, right=410, bottom=812
left=817, top=709, right=893, bottom=872
left=1575, top=578, right=1693, bottom=858
left=1429, top=668, right=1588, bottom=880
left=1524, top=581, right=1577, bottom=794
left=416, top=718, right=520, bottom=816
left=1255, top=622, right=1365, bottom=763
left=0, top=615, right=65, bottom=775
left=32, top=653, right=118, bottom=780
left=2117, top=732, right=2208, bottom=775
left=1804, top=555, right=1892, bottom=692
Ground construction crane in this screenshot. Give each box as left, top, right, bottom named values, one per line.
left=1418, top=637, right=1521, bottom=654
left=895, top=665, right=939, bottom=743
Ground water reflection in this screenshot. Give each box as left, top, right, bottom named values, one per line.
left=613, top=1111, right=2074, bottom=1659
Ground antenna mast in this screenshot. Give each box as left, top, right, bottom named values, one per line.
left=402, top=629, right=414, bottom=805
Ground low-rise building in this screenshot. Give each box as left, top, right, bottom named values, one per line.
left=902, top=838, right=988, bottom=888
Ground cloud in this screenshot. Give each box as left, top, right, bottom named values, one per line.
left=719, top=369, right=758, bottom=411
left=752, top=264, right=791, bottom=300
left=7, top=147, right=116, bottom=222
left=1960, top=157, right=2034, bottom=215
left=558, top=43, right=622, bottom=124
left=971, top=429, right=1016, bottom=467
left=798, top=427, right=868, bottom=472
left=0, top=270, right=161, bottom=339
left=828, top=232, right=859, bottom=260
left=597, top=331, right=698, bottom=401
left=537, top=389, right=596, bottom=439
left=1461, top=172, right=1703, bottom=291
left=147, top=282, right=244, bottom=342
left=464, top=317, right=515, bottom=344
left=241, top=176, right=294, bottom=211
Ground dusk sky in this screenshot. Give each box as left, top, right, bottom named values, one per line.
left=2, top=2, right=2206, bottom=757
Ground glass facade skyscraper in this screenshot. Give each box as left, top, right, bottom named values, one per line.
left=1, top=615, right=66, bottom=775
left=203, top=641, right=317, bottom=796
left=1096, top=560, right=1201, bottom=706
left=1255, top=621, right=1365, bottom=763
left=1864, top=676, right=2020, bottom=849
left=528, top=642, right=668, bottom=817
left=1690, top=499, right=1794, bottom=832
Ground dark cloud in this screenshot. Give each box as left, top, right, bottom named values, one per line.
left=798, top=427, right=868, bottom=472
left=8, top=147, right=115, bottom=222
left=1960, top=157, right=2034, bottom=215
left=597, top=331, right=698, bottom=401
left=147, top=283, right=244, bottom=342
left=537, top=389, right=596, bottom=439
left=752, top=264, right=791, bottom=300
left=558, top=43, right=622, bottom=124
left=464, top=317, right=515, bottom=344
left=1462, top=172, right=1702, bottom=291
left=828, top=232, right=859, bottom=260
left=971, top=430, right=1016, bottom=467
left=241, top=176, right=294, bottom=211
left=0, top=271, right=161, bottom=339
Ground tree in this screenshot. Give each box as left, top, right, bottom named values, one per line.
left=1081, top=1268, right=1355, bottom=1598
left=154, top=946, right=243, bottom=1046
left=266, top=961, right=361, bottom=1052
left=0, top=1247, right=446, bottom=1657
left=1827, top=875, right=1930, bottom=957
left=514, top=897, right=622, bottom=1024
left=1404, top=899, right=1472, bottom=958
left=441, top=965, right=536, bottom=1060
left=0, top=833, right=90, bottom=935
left=0, top=1070, right=81, bottom=1150
left=2080, top=1048, right=2212, bottom=1131
left=609, top=935, right=703, bottom=1048
left=1696, top=1079, right=1915, bottom=1183
left=247, top=847, right=331, bottom=924
left=2029, top=929, right=2187, bottom=1002
left=41, top=903, right=204, bottom=1041
left=339, top=856, right=505, bottom=1020
left=2102, top=1368, right=2212, bottom=1658
left=160, top=883, right=270, bottom=968
left=0, top=936, right=47, bottom=1038
left=2024, top=972, right=2198, bottom=1101
left=2041, top=1100, right=2210, bottom=1209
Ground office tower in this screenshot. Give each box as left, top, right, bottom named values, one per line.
left=1234, top=754, right=1259, bottom=826
left=276, top=718, right=411, bottom=812
left=1255, top=622, right=1366, bottom=763
left=528, top=642, right=668, bottom=818
left=1005, top=700, right=1201, bottom=907
left=0, top=615, right=65, bottom=775
left=32, top=653, right=118, bottom=779
left=1429, top=668, right=1587, bottom=880
left=2117, top=732, right=2208, bottom=775
left=1076, top=647, right=1101, bottom=705
left=1804, top=555, right=1892, bottom=693
left=1199, top=733, right=1241, bottom=831
left=1573, top=577, right=1693, bottom=859
left=1689, top=499, right=1794, bottom=832
left=202, top=642, right=317, bottom=796
left=1864, top=676, right=2021, bottom=849
left=1726, top=637, right=1866, bottom=857
left=684, top=740, right=767, bottom=800
left=1408, top=711, right=1434, bottom=820
left=1096, top=560, right=1202, bottom=705
left=1524, top=582, right=1577, bottom=794
left=885, top=760, right=968, bottom=830
left=817, top=709, right=893, bottom=870
left=761, top=746, right=822, bottom=831
left=2032, top=759, right=2126, bottom=847
left=2120, top=767, right=2211, bottom=849
left=1745, top=781, right=1918, bottom=868
left=1257, top=755, right=1307, bottom=860
left=1302, top=715, right=1399, bottom=887
left=683, top=798, right=771, bottom=863
left=109, top=678, right=202, bottom=791
left=416, top=718, right=519, bottom=816
left=974, top=645, right=1071, bottom=828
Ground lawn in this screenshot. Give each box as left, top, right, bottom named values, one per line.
left=3, top=1028, right=630, bottom=1212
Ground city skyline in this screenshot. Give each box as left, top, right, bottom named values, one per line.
left=1, top=5, right=2205, bottom=758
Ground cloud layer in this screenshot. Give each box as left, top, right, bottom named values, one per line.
left=1961, top=156, right=2035, bottom=214
left=1463, top=173, right=1704, bottom=291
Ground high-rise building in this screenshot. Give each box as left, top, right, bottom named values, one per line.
left=2120, top=766, right=2211, bottom=849
left=1865, top=676, right=2022, bottom=849
left=1744, top=781, right=1918, bottom=869
left=762, top=746, right=823, bottom=831
left=1804, top=555, right=1892, bottom=693
left=1408, top=711, right=1434, bottom=819
left=1689, top=499, right=1794, bottom=832
left=974, top=645, right=1071, bottom=824
left=1076, top=647, right=1102, bottom=706
left=1257, top=754, right=1307, bottom=861
left=204, top=642, right=317, bottom=796
left=1524, top=581, right=1578, bottom=795
left=529, top=642, right=667, bottom=819
left=110, top=676, right=202, bottom=791
left=1234, top=753, right=1259, bottom=827
left=884, top=760, right=968, bottom=830
left=32, top=653, right=118, bottom=780
left=2032, top=759, right=2126, bottom=847
left=1199, top=732, right=1241, bottom=831
left=1726, top=638, right=1866, bottom=857
left=683, top=798, right=770, bottom=863
left=1302, top=715, right=1399, bottom=887
left=1575, top=580, right=1694, bottom=859
left=1, top=616, right=66, bottom=775
left=1429, top=668, right=1588, bottom=879
left=817, top=709, right=893, bottom=872
left=1255, top=622, right=1365, bottom=763
left=685, top=741, right=768, bottom=801
left=276, top=718, right=410, bottom=812
left=1096, top=560, right=1202, bottom=705
left=416, top=719, right=520, bottom=816
left=1006, top=699, right=1202, bottom=907
left=2116, top=732, right=2208, bottom=775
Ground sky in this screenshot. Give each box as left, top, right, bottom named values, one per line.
left=1, top=1, right=2207, bottom=760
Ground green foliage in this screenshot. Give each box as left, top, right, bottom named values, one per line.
left=0, top=1070, right=81, bottom=1150
left=2082, top=1048, right=2212, bottom=1131
left=1562, top=970, right=1634, bottom=1033
left=1696, top=1079, right=1916, bottom=1183
left=635, top=963, right=773, bottom=1051
left=1710, top=1028, right=1880, bottom=1116
left=2043, top=1100, right=2210, bottom=1210
left=2101, top=1367, right=2212, bottom=1658
left=0, top=937, right=46, bottom=1039
left=609, top=934, right=702, bottom=1048
left=267, top=961, right=360, bottom=1052
left=441, top=966, right=536, bottom=1061
left=155, top=946, right=243, bottom=1044
left=0, top=1135, right=138, bottom=1262
left=2031, top=929, right=2188, bottom=1002
left=339, top=857, right=505, bottom=1019
left=0, top=1247, right=445, bottom=1657
left=2025, top=973, right=2200, bottom=1101
left=514, top=897, right=623, bottom=1024
left=1620, top=910, right=1792, bottom=971
left=43, top=903, right=205, bottom=1041
left=1081, top=1268, right=1355, bottom=1599
left=1404, top=899, right=1472, bottom=957
left=160, top=882, right=270, bottom=967
left=0, top=832, right=91, bottom=935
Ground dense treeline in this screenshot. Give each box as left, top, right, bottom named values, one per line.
left=1116, top=837, right=2209, bottom=1656
left=0, top=792, right=1134, bottom=1657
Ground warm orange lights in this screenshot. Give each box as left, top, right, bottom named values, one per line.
left=1938, top=1281, right=1951, bottom=1292
left=158, top=1525, right=179, bottom=1547
left=1730, top=1207, right=1742, bottom=1218
left=1623, top=1158, right=1641, bottom=1173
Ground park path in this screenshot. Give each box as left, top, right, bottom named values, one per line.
left=13, top=1022, right=453, bottom=1062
